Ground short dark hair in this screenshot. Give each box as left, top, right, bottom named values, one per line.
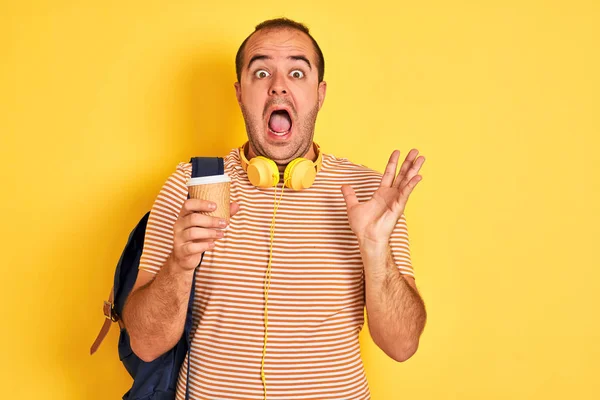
left=235, top=18, right=325, bottom=83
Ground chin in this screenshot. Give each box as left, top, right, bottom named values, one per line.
left=261, top=140, right=302, bottom=163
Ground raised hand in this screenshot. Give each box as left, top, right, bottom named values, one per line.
left=341, top=149, right=425, bottom=247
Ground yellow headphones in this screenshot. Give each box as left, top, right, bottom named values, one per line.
left=239, top=142, right=323, bottom=190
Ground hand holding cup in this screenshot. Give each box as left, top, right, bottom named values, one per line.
left=170, top=174, right=238, bottom=271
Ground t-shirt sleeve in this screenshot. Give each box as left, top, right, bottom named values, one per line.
left=139, top=162, right=192, bottom=274
left=390, top=213, right=414, bottom=278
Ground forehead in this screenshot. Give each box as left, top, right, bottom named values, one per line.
left=243, top=28, right=317, bottom=64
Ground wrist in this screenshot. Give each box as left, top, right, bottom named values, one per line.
left=165, top=255, right=197, bottom=278
left=358, top=236, right=389, bottom=257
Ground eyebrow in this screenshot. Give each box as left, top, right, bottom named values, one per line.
left=247, top=55, right=272, bottom=70
left=247, top=55, right=313, bottom=71
left=290, top=55, right=312, bottom=70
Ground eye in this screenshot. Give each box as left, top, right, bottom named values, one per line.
left=290, top=69, right=304, bottom=79
left=255, top=69, right=271, bottom=79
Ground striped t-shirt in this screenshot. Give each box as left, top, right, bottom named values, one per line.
left=139, top=147, right=414, bottom=400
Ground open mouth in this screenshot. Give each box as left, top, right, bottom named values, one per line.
left=268, top=109, right=292, bottom=137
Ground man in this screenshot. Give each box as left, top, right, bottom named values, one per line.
left=123, top=18, right=427, bottom=400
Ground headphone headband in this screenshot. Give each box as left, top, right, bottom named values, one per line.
left=239, top=142, right=322, bottom=190
left=239, top=142, right=322, bottom=174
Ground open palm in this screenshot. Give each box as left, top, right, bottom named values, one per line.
left=341, top=149, right=425, bottom=246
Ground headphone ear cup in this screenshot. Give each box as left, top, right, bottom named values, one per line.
left=284, top=158, right=317, bottom=190
left=247, top=156, right=279, bottom=188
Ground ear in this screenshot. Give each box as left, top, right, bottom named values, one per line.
left=317, top=81, right=327, bottom=110
left=234, top=81, right=242, bottom=106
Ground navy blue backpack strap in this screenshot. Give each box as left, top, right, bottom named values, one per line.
left=191, top=157, right=224, bottom=178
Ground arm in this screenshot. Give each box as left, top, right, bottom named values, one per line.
left=122, top=258, right=195, bottom=362
left=122, top=199, right=238, bottom=362
left=342, top=148, right=427, bottom=362
left=360, top=241, right=426, bottom=362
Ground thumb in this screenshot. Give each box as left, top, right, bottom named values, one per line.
left=341, top=185, right=359, bottom=209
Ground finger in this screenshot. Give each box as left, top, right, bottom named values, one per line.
left=182, top=213, right=227, bottom=231
left=179, top=198, right=217, bottom=218
left=182, top=227, right=225, bottom=242
left=230, top=201, right=240, bottom=217
left=398, top=175, right=423, bottom=203
left=341, top=185, right=359, bottom=209
left=403, top=156, right=426, bottom=187
left=181, top=241, right=215, bottom=257
left=380, top=150, right=400, bottom=188
left=393, top=149, right=419, bottom=188
left=395, top=153, right=425, bottom=189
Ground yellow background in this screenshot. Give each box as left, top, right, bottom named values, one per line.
left=1, top=0, right=598, bottom=399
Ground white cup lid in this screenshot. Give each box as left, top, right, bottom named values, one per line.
left=186, top=174, right=231, bottom=186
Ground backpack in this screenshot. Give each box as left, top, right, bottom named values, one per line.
left=90, top=156, right=225, bottom=400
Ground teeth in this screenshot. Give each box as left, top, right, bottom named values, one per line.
left=269, top=128, right=290, bottom=136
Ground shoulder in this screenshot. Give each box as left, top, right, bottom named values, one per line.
left=321, top=153, right=382, bottom=185
left=148, top=162, right=192, bottom=214
left=174, top=162, right=192, bottom=178
left=223, top=148, right=242, bottom=174
left=161, top=162, right=192, bottom=193
left=322, top=153, right=382, bottom=176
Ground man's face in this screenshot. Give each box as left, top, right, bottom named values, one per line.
left=235, top=28, right=327, bottom=165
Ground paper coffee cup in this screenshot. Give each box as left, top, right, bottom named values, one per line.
left=186, top=174, right=231, bottom=223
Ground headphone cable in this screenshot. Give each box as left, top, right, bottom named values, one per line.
left=261, top=180, right=286, bottom=400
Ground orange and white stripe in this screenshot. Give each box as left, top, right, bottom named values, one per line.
left=139, top=149, right=414, bottom=400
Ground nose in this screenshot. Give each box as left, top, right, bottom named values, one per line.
left=269, top=72, right=288, bottom=96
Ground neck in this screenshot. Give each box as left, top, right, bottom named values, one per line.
left=246, top=142, right=317, bottom=172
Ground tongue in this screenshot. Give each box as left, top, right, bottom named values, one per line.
left=269, top=111, right=291, bottom=133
